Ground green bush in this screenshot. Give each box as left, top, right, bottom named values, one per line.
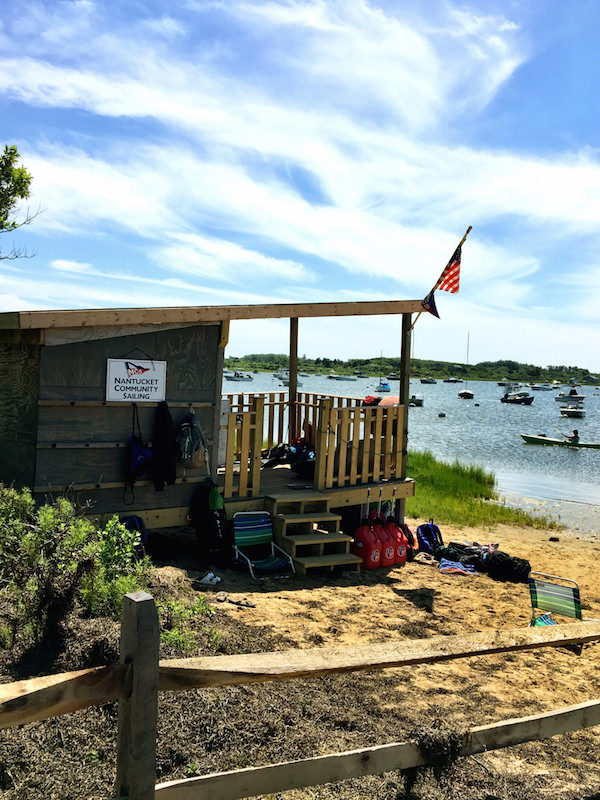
left=0, top=485, right=151, bottom=644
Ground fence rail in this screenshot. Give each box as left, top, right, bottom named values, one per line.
left=0, top=593, right=599, bottom=798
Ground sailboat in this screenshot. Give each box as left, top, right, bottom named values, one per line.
left=375, top=352, right=391, bottom=392
left=458, top=333, right=474, bottom=399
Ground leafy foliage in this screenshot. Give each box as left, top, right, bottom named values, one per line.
left=0, top=145, right=36, bottom=259
left=0, top=485, right=150, bottom=645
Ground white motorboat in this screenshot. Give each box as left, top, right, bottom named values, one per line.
left=556, top=390, right=585, bottom=402
left=559, top=405, right=585, bottom=418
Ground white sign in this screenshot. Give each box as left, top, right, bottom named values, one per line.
left=106, top=359, right=167, bottom=402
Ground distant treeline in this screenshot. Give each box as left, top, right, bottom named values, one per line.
left=225, top=353, right=599, bottom=383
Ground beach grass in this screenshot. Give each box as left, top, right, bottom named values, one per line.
left=405, top=450, right=560, bottom=529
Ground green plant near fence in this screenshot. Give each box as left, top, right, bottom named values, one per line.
left=0, top=485, right=151, bottom=646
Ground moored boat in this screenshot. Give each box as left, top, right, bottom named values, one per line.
left=420, top=377, right=437, bottom=384
left=521, top=433, right=600, bottom=448
left=375, top=381, right=391, bottom=392
left=225, top=371, right=253, bottom=382
left=501, top=391, right=534, bottom=405
left=559, top=405, right=585, bottom=418
left=409, top=394, right=424, bottom=407
left=458, top=389, right=474, bottom=400
left=556, top=390, right=585, bottom=402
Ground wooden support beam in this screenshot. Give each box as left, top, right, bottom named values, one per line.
left=115, top=591, right=160, bottom=800
left=158, top=622, right=600, bottom=690
left=218, top=319, right=229, bottom=348
left=289, top=317, right=298, bottom=440
left=154, top=698, right=600, bottom=800
left=2, top=300, right=425, bottom=330
left=398, top=312, right=412, bottom=521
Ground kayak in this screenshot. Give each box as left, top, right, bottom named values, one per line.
left=521, top=434, right=600, bottom=449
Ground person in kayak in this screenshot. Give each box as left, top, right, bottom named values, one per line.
left=562, top=429, right=579, bottom=443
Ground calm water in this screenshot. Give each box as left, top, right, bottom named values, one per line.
left=224, top=373, right=600, bottom=531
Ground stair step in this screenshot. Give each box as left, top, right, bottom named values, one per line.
left=285, top=532, right=353, bottom=545
left=294, top=552, right=362, bottom=575
left=277, top=512, right=342, bottom=524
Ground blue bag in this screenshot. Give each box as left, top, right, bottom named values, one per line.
left=416, top=519, right=444, bottom=555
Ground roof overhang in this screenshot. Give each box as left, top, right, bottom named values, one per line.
left=0, top=300, right=424, bottom=331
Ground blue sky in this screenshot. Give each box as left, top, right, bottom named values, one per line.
left=2, top=0, right=600, bottom=370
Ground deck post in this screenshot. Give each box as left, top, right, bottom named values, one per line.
left=397, top=313, right=412, bottom=522
left=289, top=317, right=299, bottom=440
left=115, top=591, right=160, bottom=800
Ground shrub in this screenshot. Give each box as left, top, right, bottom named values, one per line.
left=0, top=485, right=151, bottom=643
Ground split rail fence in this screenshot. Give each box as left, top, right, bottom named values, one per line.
left=1, top=592, right=600, bottom=800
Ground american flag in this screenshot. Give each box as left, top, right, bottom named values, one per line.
left=434, top=244, right=462, bottom=293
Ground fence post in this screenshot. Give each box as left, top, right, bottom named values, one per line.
left=114, top=591, right=160, bottom=800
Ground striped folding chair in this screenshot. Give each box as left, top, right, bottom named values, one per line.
left=528, top=572, right=583, bottom=627
left=233, top=512, right=295, bottom=580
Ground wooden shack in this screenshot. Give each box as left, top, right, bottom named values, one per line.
left=0, top=300, right=421, bottom=572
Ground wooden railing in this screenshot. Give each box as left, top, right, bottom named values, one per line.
left=221, top=392, right=405, bottom=498
left=1, top=592, right=600, bottom=799
left=222, top=396, right=264, bottom=499
left=313, top=399, right=404, bottom=490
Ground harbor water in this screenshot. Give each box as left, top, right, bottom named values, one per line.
left=223, top=373, right=600, bottom=533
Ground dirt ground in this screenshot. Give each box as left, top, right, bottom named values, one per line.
left=1, top=519, right=600, bottom=799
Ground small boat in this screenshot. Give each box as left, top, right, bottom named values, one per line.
left=328, top=374, right=357, bottom=381
left=376, top=381, right=391, bottom=392
left=501, top=391, right=534, bottom=405
left=443, top=376, right=463, bottom=383
left=420, top=377, right=437, bottom=384
left=521, top=433, right=600, bottom=449
left=386, top=373, right=400, bottom=381
left=458, top=389, right=474, bottom=400
left=559, top=405, right=585, bottom=418
left=225, top=371, right=253, bottom=382
left=497, top=379, right=510, bottom=386
left=531, top=383, right=553, bottom=391
left=556, top=391, right=585, bottom=402
left=408, top=394, right=424, bottom=407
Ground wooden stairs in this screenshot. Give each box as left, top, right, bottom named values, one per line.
left=266, top=492, right=362, bottom=576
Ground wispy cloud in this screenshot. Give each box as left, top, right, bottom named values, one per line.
left=1, top=0, right=599, bottom=367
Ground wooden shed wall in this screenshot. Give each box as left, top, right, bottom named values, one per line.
left=0, top=331, right=42, bottom=489
left=3, top=323, right=222, bottom=516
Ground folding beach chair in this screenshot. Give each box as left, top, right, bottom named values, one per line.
left=232, top=512, right=295, bottom=580
left=528, top=572, right=582, bottom=626
left=528, top=571, right=598, bottom=651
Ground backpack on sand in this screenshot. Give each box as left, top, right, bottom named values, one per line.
left=416, top=519, right=444, bottom=556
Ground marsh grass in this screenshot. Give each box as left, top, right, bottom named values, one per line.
left=405, top=450, right=560, bottom=529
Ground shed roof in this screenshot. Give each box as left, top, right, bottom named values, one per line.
left=0, top=300, right=424, bottom=330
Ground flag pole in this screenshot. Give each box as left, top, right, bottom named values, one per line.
left=408, top=225, right=473, bottom=333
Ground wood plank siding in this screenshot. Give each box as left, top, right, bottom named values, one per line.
left=2, top=323, right=223, bottom=515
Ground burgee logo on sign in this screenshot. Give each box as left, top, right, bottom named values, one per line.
left=106, top=359, right=167, bottom=402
